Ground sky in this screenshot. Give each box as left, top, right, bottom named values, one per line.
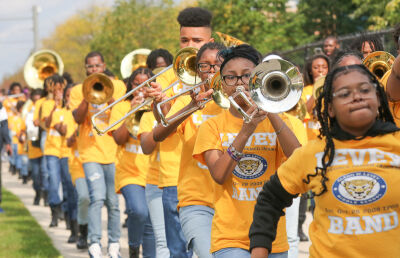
left=0, top=0, right=116, bottom=83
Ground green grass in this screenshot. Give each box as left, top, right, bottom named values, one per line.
left=0, top=189, right=61, bottom=258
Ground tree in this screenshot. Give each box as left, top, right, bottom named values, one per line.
left=90, top=0, right=182, bottom=77
left=199, top=0, right=315, bottom=54
left=352, top=0, right=400, bottom=30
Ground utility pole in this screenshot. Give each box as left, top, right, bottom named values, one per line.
left=32, top=5, right=39, bottom=52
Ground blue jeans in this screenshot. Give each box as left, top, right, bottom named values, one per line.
left=179, top=205, right=214, bottom=258
left=75, top=177, right=90, bottom=225
left=213, top=248, right=288, bottom=258
left=145, top=184, right=169, bottom=258
left=20, top=154, right=28, bottom=176
left=121, top=184, right=155, bottom=257
left=286, top=196, right=300, bottom=258
left=60, top=157, right=77, bottom=220
left=11, top=143, right=21, bottom=169
left=46, top=155, right=62, bottom=207
left=162, top=186, right=192, bottom=258
left=41, top=155, right=49, bottom=191
left=83, top=162, right=120, bottom=245
left=30, top=157, right=41, bottom=191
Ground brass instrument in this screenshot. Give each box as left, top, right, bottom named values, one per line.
left=82, top=73, right=114, bottom=105
left=91, top=47, right=200, bottom=135
left=313, top=75, right=325, bottom=99
left=24, top=49, right=64, bottom=89
left=216, top=32, right=246, bottom=47
left=287, top=98, right=307, bottom=121
left=363, top=51, right=395, bottom=80
left=228, top=59, right=303, bottom=123
left=120, top=48, right=151, bottom=79
left=125, top=109, right=148, bottom=138
left=157, top=71, right=230, bottom=126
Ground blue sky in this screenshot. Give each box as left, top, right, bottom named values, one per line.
left=0, top=0, right=116, bottom=83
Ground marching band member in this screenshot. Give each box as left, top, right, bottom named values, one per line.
left=15, top=100, right=28, bottom=184
left=331, top=50, right=363, bottom=69
left=193, top=44, right=301, bottom=257
left=250, top=64, right=400, bottom=257
left=146, top=49, right=173, bottom=71
left=350, top=33, right=384, bottom=58
left=70, top=51, right=126, bottom=258
left=153, top=42, right=226, bottom=258
left=109, top=68, right=156, bottom=258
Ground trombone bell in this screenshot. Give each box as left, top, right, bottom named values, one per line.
left=173, top=47, right=201, bottom=86
left=82, top=73, right=114, bottom=105
left=363, top=51, right=395, bottom=80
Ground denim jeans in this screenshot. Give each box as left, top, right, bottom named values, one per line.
left=83, top=162, right=120, bottom=244
left=179, top=205, right=214, bottom=258
left=121, top=184, right=155, bottom=258
left=41, top=155, right=49, bottom=191
left=213, top=248, right=288, bottom=258
left=162, top=186, right=192, bottom=258
left=286, top=196, right=300, bottom=258
left=46, top=155, right=62, bottom=207
left=20, top=154, right=28, bottom=176
left=30, top=157, right=41, bottom=191
left=60, top=157, right=77, bottom=220
left=145, top=184, right=169, bottom=258
left=11, top=143, right=21, bottom=169
left=75, top=177, right=90, bottom=225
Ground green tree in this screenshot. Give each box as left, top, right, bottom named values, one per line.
left=199, top=0, right=314, bottom=54
left=91, top=0, right=182, bottom=77
left=352, top=0, right=400, bottom=30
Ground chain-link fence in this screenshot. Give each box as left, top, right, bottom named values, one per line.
left=281, top=28, right=396, bottom=69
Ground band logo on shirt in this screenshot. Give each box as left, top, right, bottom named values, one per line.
left=332, top=172, right=387, bottom=205
left=233, top=154, right=267, bottom=180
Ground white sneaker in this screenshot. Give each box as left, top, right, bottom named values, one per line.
left=108, top=243, right=121, bottom=258
left=88, top=243, right=102, bottom=258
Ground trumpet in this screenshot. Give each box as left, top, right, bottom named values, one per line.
left=363, top=51, right=395, bottom=80
left=156, top=71, right=230, bottom=126
left=229, top=59, right=303, bottom=123
left=24, top=49, right=64, bottom=89
left=120, top=48, right=151, bottom=79
left=91, top=47, right=200, bottom=135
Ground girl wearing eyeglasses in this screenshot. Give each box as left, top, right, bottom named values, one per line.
left=193, top=44, right=303, bottom=257
left=250, top=64, right=400, bottom=257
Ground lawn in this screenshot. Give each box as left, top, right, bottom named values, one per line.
left=0, top=189, right=61, bottom=258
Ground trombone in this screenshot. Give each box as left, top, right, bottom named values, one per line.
left=363, top=51, right=395, bottom=80
left=91, top=47, right=199, bottom=135
left=156, top=71, right=230, bottom=126
left=228, top=59, right=304, bottom=123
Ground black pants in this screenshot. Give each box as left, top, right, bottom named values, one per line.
left=298, top=193, right=307, bottom=230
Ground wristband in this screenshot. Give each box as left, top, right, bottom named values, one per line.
left=227, top=145, right=244, bottom=162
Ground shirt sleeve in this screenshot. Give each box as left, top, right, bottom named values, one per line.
left=167, top=95, right=191, bottom=134
left=109, top=101, right=129, bottom=133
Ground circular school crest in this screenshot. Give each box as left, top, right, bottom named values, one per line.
left=332, top=172, right=387, bottom=205
left=233, top=154, right=268, bottom=180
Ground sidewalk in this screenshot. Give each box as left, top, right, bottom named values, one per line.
left=2, top=161, right=129, bottom=258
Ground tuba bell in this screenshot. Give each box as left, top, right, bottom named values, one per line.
left=120, top=48, right=151, bottom=79
left=24, top=49, right=64, bottom=89
left=363, top=51, right=395, bottom=80
left=216, top=32, right=247, bottom=47
left=82, top=73, right=114, bottom=105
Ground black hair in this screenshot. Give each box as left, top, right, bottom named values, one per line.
left=104, top=68, right=115, bottom=78
left=177, top=7, right=212, bottom=28
left=62, top=83, right=74, bottom=108
left=218, top=44, right=262, bottom=73
left=303, top=54, right=331, bottom=85
left=324, top=36, right=338, bottom=43
left=62, top=72, right=74, bottom=85
left=350, top=33, right=384, bottom=54
left=126, top=67, right=154, bottom=100
left=304, top=64, right=394, bottom=197
left=393, top=24, right=400, bottom=50
left=16, top=100, right=25, bottom=112
left=331, top=49, right=363, bottom=69
left=196, top=42, right=226, bottom=66
left=30, top=88, right=43, bottom=100
left=9, top=82, right=22, bottom=94
left=85, top=51, right=104, bottom=64
left=146, top=49, right=173, bottom=71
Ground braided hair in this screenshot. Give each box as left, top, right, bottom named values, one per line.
left=350, top=33, right=384, bottom=55
left=126, top=67, right=154, bottom=100
left=304, top=64, right=394, bottom=197
left=146, top=49, right=173, bottom=71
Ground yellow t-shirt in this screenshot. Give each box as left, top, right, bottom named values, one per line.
left=380, top=69, right=400, bottom=127
left=43, top=105, right=64, bottom=157
left=193, top=109, right=290, bottom=253
left=69, top=80, right=126, bottom=164
left=65, top=119, right=84, bottom=184
left=4, top=96, right=25, bottom=117
left=110, top=101, right=148, bottom=192
left=9, top=115, right=24, bottom=144
left=33, top=97, right=46, bottom=123
left=137, top=111, right=160, bottom=186
left=302, top=84, right=320, bottom=140
left=278, top=132, right=400, bottom=258
left=28, top=141, right=42, bottom=159
left=168, top=95, right=222, bottom=209
left=57, top=109, right=75, bottom=158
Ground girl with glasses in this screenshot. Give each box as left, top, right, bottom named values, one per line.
left=250, top=65, right=400, bottom=257
left=193, top=44, right=303, bottom=257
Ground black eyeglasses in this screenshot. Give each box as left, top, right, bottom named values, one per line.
left=85, top=64, right=104, bottom=69
left=222, top=73, right=252, bottom=86
left=197, top=63, right=221, bottom=73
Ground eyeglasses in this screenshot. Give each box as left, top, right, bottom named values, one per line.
left=332, top=83, right=377, bottom=103
left=85, top=64, right=104, bottom=69
left=197, top=63, right=221, bottom=73
left=222, top=73, right=252, bottom=86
